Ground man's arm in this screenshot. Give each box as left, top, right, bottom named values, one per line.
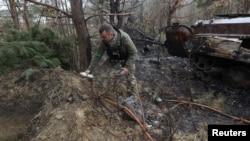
left=86, top=44, right=105, bottom=73
left=121, top=31, right=138, bottom=71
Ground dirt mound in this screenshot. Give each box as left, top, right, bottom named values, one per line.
left=1, top=48, right=250, bottom=141
left=0, top=68, right=157, bottom=141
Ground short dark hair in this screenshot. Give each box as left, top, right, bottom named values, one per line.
left=99, top=23, right=114, bottom=33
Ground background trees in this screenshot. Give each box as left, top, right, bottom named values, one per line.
left=0, top=0, right=249, bottom=74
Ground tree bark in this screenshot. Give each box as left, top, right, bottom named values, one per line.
left=23, top=0, right=30, bottom=30
left=9, top=0, right=20, bottom=29
left=70, top=0, right=91, bottom=71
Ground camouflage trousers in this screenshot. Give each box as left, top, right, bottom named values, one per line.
left=94, top=58, right=139, bottom=100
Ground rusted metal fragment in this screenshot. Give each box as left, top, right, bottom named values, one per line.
left=165, top=24, right=193, bottom=57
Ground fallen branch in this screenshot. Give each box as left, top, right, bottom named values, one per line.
left=89, top=71, right=153, bottom=140
left=166, top=99, right=250, bottom=124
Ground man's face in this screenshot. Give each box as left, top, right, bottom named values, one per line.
left=100, top=31, right=114, bottom=43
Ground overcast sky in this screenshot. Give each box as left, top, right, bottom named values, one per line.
left=0, top=0, right=8, bottom=10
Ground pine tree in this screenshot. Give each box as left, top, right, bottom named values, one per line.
left=0, top=26, right=72, bottom=75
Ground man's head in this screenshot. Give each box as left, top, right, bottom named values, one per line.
left=99, top=23, right=115, bottom=43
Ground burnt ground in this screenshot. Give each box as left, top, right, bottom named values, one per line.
left=0, top=45, right=250, bottom=141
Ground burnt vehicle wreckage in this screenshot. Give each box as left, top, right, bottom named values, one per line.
left=135, top=14, right=250, bottom=89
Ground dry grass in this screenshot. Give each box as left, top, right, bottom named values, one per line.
left=194, top=91, right=226, bottom=112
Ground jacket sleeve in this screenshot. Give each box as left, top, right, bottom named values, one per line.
left=121, top=31, right=138, bottom=71
left=88, top=44, right=105, bottom=72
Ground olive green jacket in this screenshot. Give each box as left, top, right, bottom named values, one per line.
left=88, top=29, right=137, bottom=72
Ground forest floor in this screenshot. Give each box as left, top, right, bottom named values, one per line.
left=0, top=45, right=250, bottom=141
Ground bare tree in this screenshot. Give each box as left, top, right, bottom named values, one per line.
left=8, top=0, right=20, bottom=29
left=23, top=0, right=30, bottom=30
left=70, top=0, right=91, bottom=71
left=89, top=0, right=138, bottom=28
left=195, top=0, right=250, bottom=18
left=167, top=0, right=180, bottom=25
left=109, top=0, right=123, bottom=27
